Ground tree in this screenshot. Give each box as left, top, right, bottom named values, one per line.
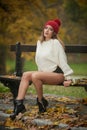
left=63, top=0, right=80, bottom=22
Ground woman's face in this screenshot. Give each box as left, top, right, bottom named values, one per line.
left=43, top=25, right=54, bottom=40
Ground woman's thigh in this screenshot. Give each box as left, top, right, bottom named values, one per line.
left=32, top=72, right=64, bottom=85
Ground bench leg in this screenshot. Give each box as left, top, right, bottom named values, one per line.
left=8, top=81, right=20, bottom=99
left=1, top=81, right=20, bottom=99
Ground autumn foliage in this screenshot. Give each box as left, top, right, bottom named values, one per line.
left=0, top=0, right=87, bottom=73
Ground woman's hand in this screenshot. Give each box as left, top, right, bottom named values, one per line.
left=63, top=80, right=72, bottom=87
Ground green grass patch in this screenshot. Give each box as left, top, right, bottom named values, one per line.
left=70, top=63, right=87, bottom=76
left=6, top=58, right=15, bottom=74
left=27, top=84, right=87, bottom=98
left=23, top=60, right=37, bottom=71
left=0, top=83, right=10, bottom=93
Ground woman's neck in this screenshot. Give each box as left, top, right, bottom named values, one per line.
left=45, top=38, right=51, bottom=41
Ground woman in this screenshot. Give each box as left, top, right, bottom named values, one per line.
left=10, top=19, right=73, bottom=120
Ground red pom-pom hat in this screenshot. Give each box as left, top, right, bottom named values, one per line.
left=44, top=19, right=61, bottom=34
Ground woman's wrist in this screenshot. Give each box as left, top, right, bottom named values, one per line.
left=64, top=79, right=72, bottom=82
left=64, top=75, right=72, bottom=81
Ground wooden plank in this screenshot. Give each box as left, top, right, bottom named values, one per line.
left=10, top=44, right=87, bottom=53
left=65, top=45, right=87, bottom=53
left=10, top=44, right=36, bottom=52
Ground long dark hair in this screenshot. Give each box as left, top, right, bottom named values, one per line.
left=39, top=30, right=65, bottom=49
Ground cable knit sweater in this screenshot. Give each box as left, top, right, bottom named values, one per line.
left=35, top=39, right=73, bottom=80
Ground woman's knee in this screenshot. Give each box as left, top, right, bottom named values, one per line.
left=32, top=72, right=39, bottom=81
left=21, top=72, right=31, bottom=81
left=32, top=72, right=43, bottom=86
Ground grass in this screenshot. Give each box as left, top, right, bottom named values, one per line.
left=0, top=59, right=87, bottom=98
left=0, top=83, right=10, bottom=92
left=70, top=63, right=87, bottom=76
left=28, top=84, right=87, bottom=98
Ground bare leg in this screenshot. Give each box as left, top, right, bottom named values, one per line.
left=16, top=71, right=64, bottom=100
left=32, top=74, right=43, bottom=101
left=16, top=71, right=35, bottom=100
left=32, top=72, right=64, bottom=101
left=10, top=71, right=64, bottom=119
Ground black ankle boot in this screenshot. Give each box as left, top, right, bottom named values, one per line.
left=37, top=97, right=48, bottom=113
left=13, top=99, right=16, bottom=112
left=10, top=99, right=26, bottom=120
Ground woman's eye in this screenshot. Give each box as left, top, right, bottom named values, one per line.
left=50, top=28, right=53, bottom=31
left=44, top=27, right=53, bottom=31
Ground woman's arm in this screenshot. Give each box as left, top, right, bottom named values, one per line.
left=54, top=40, right=73, bottom=86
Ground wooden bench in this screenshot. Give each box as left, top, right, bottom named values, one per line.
left=0, top=42, right=87, bottom=99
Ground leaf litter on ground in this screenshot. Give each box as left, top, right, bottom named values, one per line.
left=0, top=93, right=87, bottom=130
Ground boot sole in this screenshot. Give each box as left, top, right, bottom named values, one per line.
left=10, top=108, right=26, bottom=120
left=20, top=108, right=26, bottom=114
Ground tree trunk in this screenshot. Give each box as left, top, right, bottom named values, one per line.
left=0, top=44, right=7, bottom=74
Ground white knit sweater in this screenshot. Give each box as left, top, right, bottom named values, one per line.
left=35, top=39, right=73, bottom=80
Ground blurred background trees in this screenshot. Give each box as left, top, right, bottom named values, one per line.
left=0, top=0, right=87, bottom=74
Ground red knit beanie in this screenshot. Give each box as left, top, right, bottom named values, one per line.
left=45, top=19, right=61, bottom=34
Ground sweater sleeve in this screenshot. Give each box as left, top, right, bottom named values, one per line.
left=54, top=40, right=73, bottom=80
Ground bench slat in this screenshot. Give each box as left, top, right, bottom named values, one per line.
left=10, top=44, right=87, bottom=53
